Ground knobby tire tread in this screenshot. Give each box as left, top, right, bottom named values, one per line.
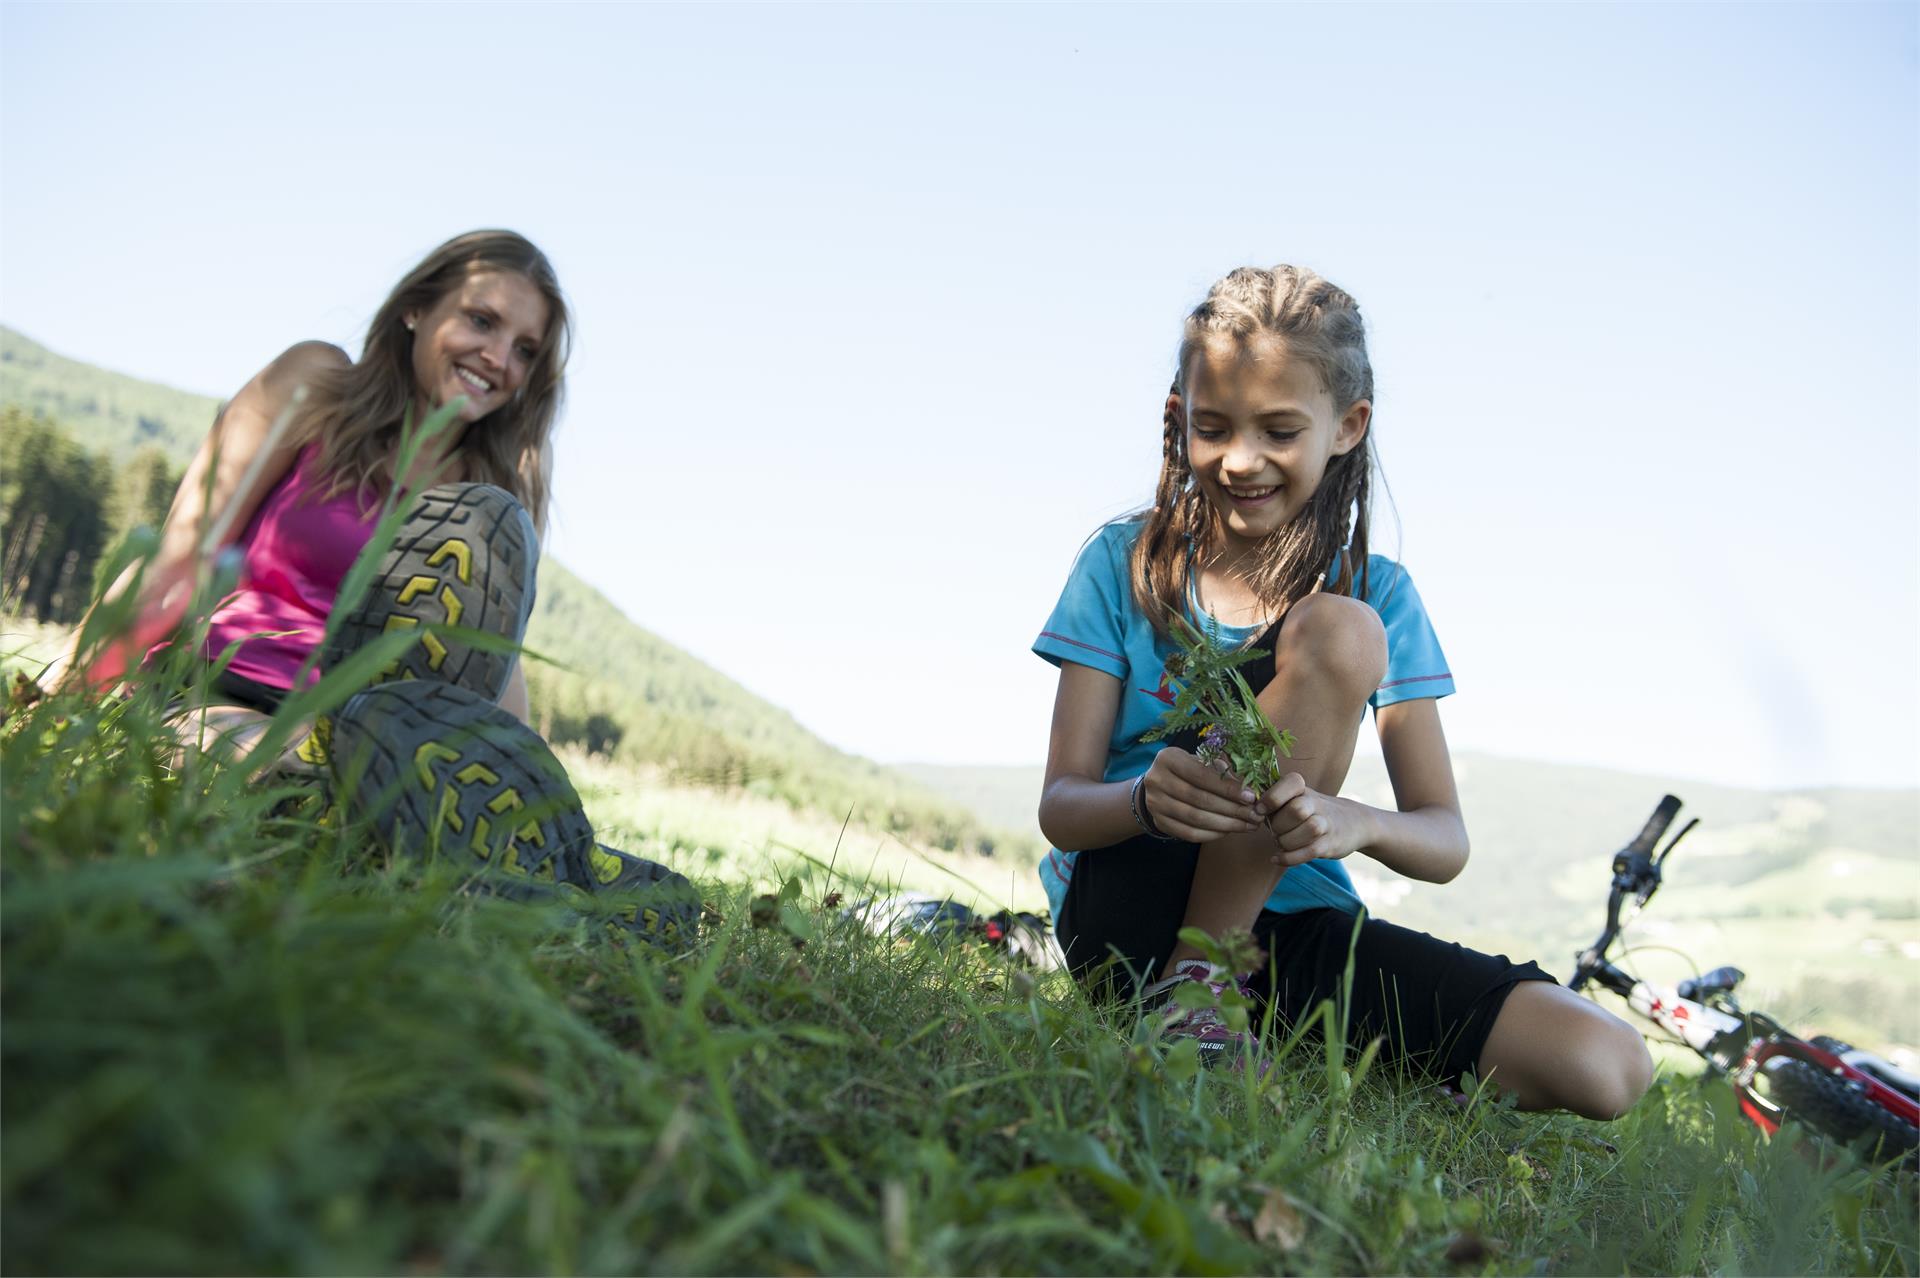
left=1769, top=1058, right=1920, bottom=1164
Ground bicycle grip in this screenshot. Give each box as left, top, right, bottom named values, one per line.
left=1623, top=795, right=1682, bottom=858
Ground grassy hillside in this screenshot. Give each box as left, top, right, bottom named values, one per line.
left=0, top=326, right=1022, bottom=858
left=903, top=756, right=1920, bottom=1054
left=525, top=562, right=1032, bottom=858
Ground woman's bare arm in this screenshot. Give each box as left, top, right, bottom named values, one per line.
left=156, top=342, right=348, bottom=567
left=49, top=342, right=347, bottom=689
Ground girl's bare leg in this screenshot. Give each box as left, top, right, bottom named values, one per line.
left=1472, top=983, right=1654, bottom=1118
left=1162, top=594, right=1386, bottom=976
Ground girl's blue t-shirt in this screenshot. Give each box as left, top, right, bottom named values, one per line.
left=1031, top=519, right=1456, bottom=924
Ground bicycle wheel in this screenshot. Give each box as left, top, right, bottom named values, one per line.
left=1768, top=1059, right=1919, bottom=1164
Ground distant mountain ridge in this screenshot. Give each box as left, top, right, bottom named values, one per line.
left=899, top=755, right=1916, bottom=869
left=0, top=324, right=1014, bottom=855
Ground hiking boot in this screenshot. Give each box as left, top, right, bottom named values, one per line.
left=329, top=681, right=699, bottom=944
left=329, top=680, right=591, bottom=886
left=584, top=843, right=703, bottom=945
left=324, top=483, right=538, bottom=704
left=1141, top=958, right=1266, bottom=1074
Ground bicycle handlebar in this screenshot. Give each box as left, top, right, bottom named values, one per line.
left=1570, top=795, right=1686, bottom=991
left=1622, top=794, right=1682, bottom=861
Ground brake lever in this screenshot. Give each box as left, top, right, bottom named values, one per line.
left=1608, top=854, right=1659, bottom=906
left=1653, top=818, right=1700, bottom=878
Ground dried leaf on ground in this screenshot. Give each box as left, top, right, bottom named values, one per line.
left=1253, top=1187, right=1307, bottom=1251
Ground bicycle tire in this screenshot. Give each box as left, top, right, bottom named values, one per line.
left=1768, top=1058, right=1918, bottom=1164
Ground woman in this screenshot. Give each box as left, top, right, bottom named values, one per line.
left=56, top=230, right=696, bottom=940
left=61, top=229, right=563, bottom=731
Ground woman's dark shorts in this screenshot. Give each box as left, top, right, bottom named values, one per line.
left=1057, top=833, right=1555, bottom=1086
left=166, top=669, right=289, bottom=717
left=210, top=669, right=289, bottom=713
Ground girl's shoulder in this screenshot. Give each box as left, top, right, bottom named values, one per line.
left=1322, top=550, right=1439, bottom=631
left=1084, top=513, right=1149, bottom=562
left=1052, top=516, right=1147, bottom=585
left=1329, top=549, right=1413, bottom=601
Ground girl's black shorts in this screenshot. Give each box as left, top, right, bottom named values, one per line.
left=1057, top=832, right=1555, bottom=1086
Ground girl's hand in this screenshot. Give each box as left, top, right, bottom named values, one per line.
left=1262, top=773, right=1372, bottom=867
left=1141, top=746, right=1267, bottom=842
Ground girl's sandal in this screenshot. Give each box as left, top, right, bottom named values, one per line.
left=1140, top=958, right=1269, bottom=1077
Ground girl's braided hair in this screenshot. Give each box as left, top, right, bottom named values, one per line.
left=1130, top=265, right=1376, bottom=635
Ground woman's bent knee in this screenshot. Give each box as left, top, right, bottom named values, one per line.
left=1277, top=594, right=1387, bottom=698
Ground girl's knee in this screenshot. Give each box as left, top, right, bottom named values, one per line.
left=1604, top=1017, right=1655, bottom=1112
left=1561, top=1012, right=1654, bottom=1120
left=1480, top=983, right=1653, bottom=1120
left=1277, top=594, right=1387, bottom=697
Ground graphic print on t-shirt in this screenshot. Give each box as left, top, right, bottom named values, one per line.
left=1140, top=666, right=1177, bottom=707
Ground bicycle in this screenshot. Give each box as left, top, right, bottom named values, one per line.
left=1568, top=795, right=1919, bottom=1164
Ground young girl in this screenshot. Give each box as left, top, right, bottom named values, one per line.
left=52, top=230, right=694, bottom=936
left=1034, top=266, right=1651, bottom=1119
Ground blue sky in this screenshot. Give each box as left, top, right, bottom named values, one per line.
left=3, top=3, right=1915, bottom=790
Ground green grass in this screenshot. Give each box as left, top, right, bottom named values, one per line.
left=559, top=747, right=1048, bottom=915
left=4, top=674, right=1916, bottom=1275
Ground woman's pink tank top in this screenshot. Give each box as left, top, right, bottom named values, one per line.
left=202, top=445, right=381, bottom=690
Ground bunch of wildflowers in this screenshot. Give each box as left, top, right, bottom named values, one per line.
left=1141, top=615, right=1296, bottom=793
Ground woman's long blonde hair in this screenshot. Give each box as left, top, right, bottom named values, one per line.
left=1130, top=264, right=1376, bottom=635
left=299, top=230, right=570, bottom=528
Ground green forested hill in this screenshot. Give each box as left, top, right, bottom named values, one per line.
left=526, top=559, right=1022, bottom=854
left=0, top=326, right=215, bottom=463
left=0, top=325, right=1018, bottom=855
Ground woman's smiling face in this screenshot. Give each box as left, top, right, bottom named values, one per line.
left=406, top=269, right=550, bottom=424
left=1176, top=334, right=1370, bottom=558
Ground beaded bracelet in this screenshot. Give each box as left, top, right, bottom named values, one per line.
left=1130, top=774, right=1175, bottom=841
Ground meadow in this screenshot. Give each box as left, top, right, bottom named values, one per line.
left=3, top=337, right=1916, bottom=1273
left=3, top=623, right=1916, bottom=1275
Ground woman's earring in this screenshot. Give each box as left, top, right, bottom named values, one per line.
left=405, top=319, right=416, bottom=332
